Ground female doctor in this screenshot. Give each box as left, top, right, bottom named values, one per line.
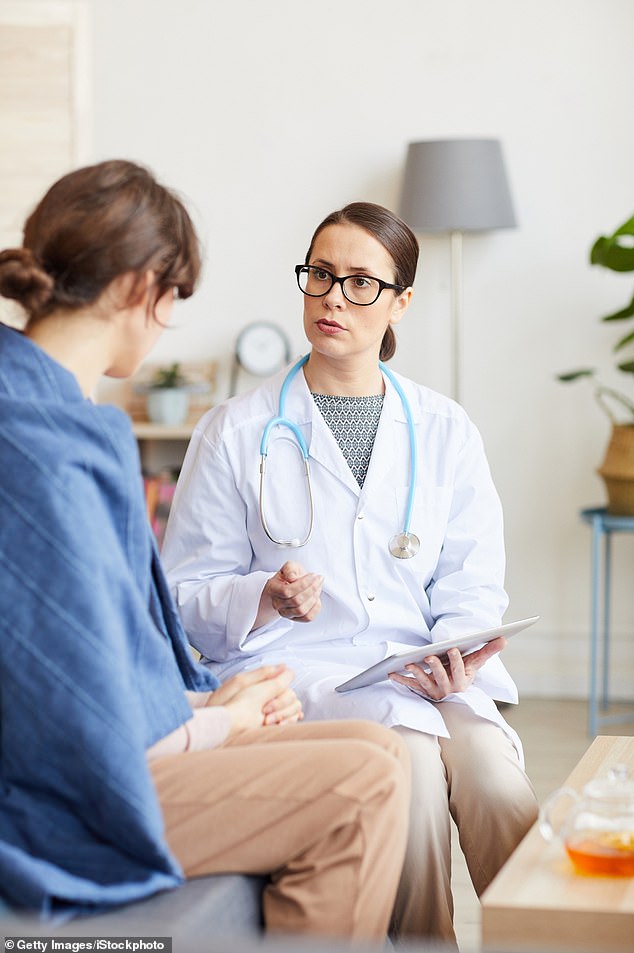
left=162, top=201, right=538, bottom=945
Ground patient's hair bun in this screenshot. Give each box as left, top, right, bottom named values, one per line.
left=0, top=248, right=54, bottom=315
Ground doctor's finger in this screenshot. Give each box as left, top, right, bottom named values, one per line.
left=420, top=655, right=455, bottom=695
left=462, top=636, right=507, bottom=674
left=392, top=660, right=450, bottom=700
left=279, top=591, right=322, bottom=621
left=389, top=672, right=438, bottom=700
left=273, top=575, right=322, bottom=610
left=274, top=571, right=322, bottom=600
left=277, top=602, right=321, bottom=623
left=278, top=560, right=308, bottom=583
left=443, top=649, right=472, bottom=692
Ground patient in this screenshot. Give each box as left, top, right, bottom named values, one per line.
left=0, top=159, right=410, bottom=938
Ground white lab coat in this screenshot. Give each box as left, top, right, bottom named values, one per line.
left=162, top=363, right=523, bottom=756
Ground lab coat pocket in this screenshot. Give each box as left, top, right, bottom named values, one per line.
left=394, top=484, right=452, bottom=580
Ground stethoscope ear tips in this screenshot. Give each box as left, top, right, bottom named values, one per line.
left=389, top=532, right=420, bottom=559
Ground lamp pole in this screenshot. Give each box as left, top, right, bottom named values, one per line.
left=450, top=229, right=463, bottom=404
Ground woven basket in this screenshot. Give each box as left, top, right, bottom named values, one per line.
left=597, top=424, right=634, bottom=515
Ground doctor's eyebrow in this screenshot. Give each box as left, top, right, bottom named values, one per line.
left=311, top=258, right=377, bottom=275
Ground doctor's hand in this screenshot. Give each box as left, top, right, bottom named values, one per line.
left=257, top=560, right=324, bottom=626
left=208, top=664, right=304, bottom=733
left=388, top=636, right=507, bottom=701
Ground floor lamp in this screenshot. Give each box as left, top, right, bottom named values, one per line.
left=399, top=138, right=517, bottom=403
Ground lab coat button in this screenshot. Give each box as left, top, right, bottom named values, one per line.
left=367, top=592, right=375, bottom=601
left=357, top=513, right=365, bottom=520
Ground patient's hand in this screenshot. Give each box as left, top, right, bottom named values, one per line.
left=208, top=664, right=303, bottom=732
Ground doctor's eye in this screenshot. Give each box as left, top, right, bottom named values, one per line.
left=312, top=268, right=331, bottom=282
left=351, top=276, right=372, bottom=289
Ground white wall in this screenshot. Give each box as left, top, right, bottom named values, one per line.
left=90, top=0, right=634, bottom=698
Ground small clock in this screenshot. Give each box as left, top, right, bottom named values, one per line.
left=230, top=321, right=292, bottom=395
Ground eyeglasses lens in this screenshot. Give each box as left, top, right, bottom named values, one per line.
left=298, top=267, right=380, bottom=305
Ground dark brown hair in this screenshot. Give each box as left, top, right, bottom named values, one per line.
left=305, top=202, right=419, bottom=361
left=0, top=159, right=201, bottom=323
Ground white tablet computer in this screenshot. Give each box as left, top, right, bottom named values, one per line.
left=334, top=616, right=539, bottom=693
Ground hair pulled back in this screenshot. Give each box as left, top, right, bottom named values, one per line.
left=0, top=159, right=201, bottom=323
left=305, top=202, right=419, bottom=361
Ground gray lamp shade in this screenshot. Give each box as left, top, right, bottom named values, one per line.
left=399, top=138, right=516, bottom=233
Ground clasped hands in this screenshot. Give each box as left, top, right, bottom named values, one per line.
left=207, top=664, right=304, bottom=735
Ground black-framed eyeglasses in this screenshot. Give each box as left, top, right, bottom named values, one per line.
left=295, top=264, right=405, bottom=307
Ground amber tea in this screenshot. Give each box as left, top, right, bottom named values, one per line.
left=566, top=831, right=634, bottom=876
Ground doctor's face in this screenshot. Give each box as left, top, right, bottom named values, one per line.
left=302, top=223, right=410, bottom=365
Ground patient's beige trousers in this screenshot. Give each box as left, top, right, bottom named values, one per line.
left=150, top=719, right=410, bottom=940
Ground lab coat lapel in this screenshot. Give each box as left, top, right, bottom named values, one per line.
left=360, top=374, right=402, bottom=501
left=287, top=369, right=360, bottom=496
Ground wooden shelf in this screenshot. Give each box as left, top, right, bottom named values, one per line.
left=132, top=422, right=195, bottom=440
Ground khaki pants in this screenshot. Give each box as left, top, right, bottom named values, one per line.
left=150, top=719, right=410, bottom=939
left=391, top=702, right=538, bottom=945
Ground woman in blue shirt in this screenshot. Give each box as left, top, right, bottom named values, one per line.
left=0, top=159, right=410, bottom=938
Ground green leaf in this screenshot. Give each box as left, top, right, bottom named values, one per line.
left=614, top=327, right=634, bottom=352
left=602, top=295, right=634, bottom=322
left=590, top=214, right=634, bottom=272
left=617, top=359, right=634, bottom=375
left=614, top=215, right=634, bottom=238
left=556, top=369, right=596, bottom=382
left=150, top=362, right=187, bottom=389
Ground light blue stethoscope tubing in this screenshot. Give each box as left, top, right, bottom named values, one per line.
left=259, top=355, right=314, bottom=548
left=258, top=354, right=420, bottom=558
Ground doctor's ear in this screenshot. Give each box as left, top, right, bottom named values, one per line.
left=389, top=286, right=413, bottom=326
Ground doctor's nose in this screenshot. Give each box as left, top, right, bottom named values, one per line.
left=323, top=281, right=346, bottom=310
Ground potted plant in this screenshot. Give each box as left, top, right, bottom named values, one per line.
left=144, top=362, right=193, bottom=426
left=558, top=214, right=634, bottom=514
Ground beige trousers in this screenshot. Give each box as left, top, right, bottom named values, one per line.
left=150, top=719, right=411, bottom=940
left=390, top=702, right=538, bottom=945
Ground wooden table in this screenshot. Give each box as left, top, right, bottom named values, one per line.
left=481, top=736, right=634, bottom=952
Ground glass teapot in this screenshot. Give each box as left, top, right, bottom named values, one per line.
left=539, top=763, right=634, bottom=876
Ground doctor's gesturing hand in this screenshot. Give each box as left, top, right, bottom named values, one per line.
left=254, top=560, right=324, bottom=629
left=389, top=636, right=507, bottom=701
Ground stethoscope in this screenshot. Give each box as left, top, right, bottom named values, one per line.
left=258, top=355, right=420, bottom=559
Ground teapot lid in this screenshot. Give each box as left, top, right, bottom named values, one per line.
left=584, top=764, right=634, bottom=801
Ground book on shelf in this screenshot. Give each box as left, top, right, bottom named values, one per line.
left=144, top=470, right=178, bottom=548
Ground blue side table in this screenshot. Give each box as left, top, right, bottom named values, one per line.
left=580, top=506, right=634, bottom=736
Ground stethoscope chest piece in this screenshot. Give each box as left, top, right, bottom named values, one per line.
left=389, top=531, right=420, bottom=559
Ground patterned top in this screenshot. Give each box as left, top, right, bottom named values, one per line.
left=311, top=392, right=384, bottom=488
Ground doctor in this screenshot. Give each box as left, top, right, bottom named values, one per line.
left=162, top=201, right=538, bottom=945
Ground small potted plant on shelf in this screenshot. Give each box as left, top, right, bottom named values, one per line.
left=144, top=362, right=193, bottom=426
left=558, top=214, right=634, bottom=514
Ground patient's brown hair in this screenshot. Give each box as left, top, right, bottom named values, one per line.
left=0, top=159, right=201, bottom=323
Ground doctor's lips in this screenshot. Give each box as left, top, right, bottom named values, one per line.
left=316, top=319, right=344, bottom=333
